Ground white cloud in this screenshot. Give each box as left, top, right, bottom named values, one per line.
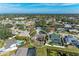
left=59, top=3, right=77, bottom=6
left=24, top=3, right=78, bottom=8
left=41, top=3, right=77, bottom=6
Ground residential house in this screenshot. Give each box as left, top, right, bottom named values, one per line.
left=49, top=32, right=62, bottom=46
left=64, top=35, right=79, bottom=48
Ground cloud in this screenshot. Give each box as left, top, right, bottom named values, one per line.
left=27, top=3, right=77, bottom=7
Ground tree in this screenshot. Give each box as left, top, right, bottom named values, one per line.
left=15, top=35, right=30, bottom=44
left=16, top=24, right=25, bottom=30
left=29, top=29, right=37, bottom=37
left=0, top=26, right=13, bottom=39
left=5, top=23, right=13, bottom=28
left=35, top=20, right=47, bottom=27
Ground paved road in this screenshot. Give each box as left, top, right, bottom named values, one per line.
left=5, top=39, right=16, bottom=49
left=15, top=47, right=28, bottom=56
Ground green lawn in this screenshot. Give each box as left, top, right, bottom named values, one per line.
left=0, top=50, right=16, bottom=56
left=0, top=40, right=4, bottom=48
left=36, top=45, right=79, bottom=56
left=47, top=46, right=79, bottom=56
left=36, top=46, right=47, bottom=56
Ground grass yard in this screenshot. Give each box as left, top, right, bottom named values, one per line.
left=0, top=50, right=17, bottom=56
left=36, top=46, right=47, bottom=56
left=0, top=40, right=4, bottom=48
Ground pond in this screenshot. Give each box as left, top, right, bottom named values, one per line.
left=16, top=40, right=25, bottom=46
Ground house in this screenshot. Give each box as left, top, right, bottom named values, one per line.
left=11, top=27, right=30, bottom=37
left=64, top=24, right=73, bottom=32
left=75, top=25, right=79, bottom=30
left=64, top=24, right=72, bottom=28
left=69, top=29, right=79, bottom=33
left=49, top=32, right=62, bottom=46
left=68, top=17, right=75, bottom=20
left=64, top=35, right=79, bottom=48
left=57, top=28, right=65, bottom=32
left=18, top=30, right=30, bottom=37
left=26, top=21, right=35, bottom=26
left=33, top=33, right=46, bottom=45
left=36, top=27, right=42, bottom=34
left=13, top=17, right=25, bottom=20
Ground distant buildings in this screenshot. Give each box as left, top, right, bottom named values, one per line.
left=69, top=29, right=79, bottom=33
left=75, top=25, right=79, bottom=30
left=13, top=17, right=27, bottom=20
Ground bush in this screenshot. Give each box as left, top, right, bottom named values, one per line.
left=15, top=35, right=30, bottom=43
left=48, top=51, right=59, bottom=56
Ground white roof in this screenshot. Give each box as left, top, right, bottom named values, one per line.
left=19, top=30, right=30, bottom=37
left=69, top=29, right=79, bottom=32
left=64, top=24, right=72, bottom=27
left=76, top=25, right=79, bottom=27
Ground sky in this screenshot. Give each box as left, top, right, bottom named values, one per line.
left=0, top=3, right=79, bottom=14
